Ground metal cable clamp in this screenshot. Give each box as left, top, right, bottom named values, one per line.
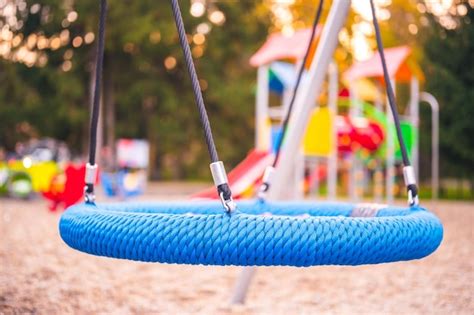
left=210, top=161, right=236, bottom=212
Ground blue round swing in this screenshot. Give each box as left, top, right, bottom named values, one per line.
left=59, top=0, right=443, bottom=267
left=60, top=201, right=442, bottom=266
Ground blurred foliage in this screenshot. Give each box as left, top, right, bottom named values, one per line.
left=421, top=6, right=474, bottom=180
left=0, top=0, right=270, bottom=180
left=0, top=0, right=472, bottom=183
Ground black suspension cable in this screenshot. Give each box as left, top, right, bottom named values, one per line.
left=84, top=0, right=107, bottom=203
left=170, top=0, right=235, bottom=211
left=369, top=0, right=418, bottom=205
left=170, top=0, right=219, bottom=163
left=259, top=0, right=324, bottom=198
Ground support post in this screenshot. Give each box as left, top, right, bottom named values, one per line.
left=310, top=157, right=320, bottom=198
left=327, top=61, right=338, bottom=200
left=410, top=77, right=420, bottom=181
left=349, top=85, right=360, bottom=201
left=420, top=92, right=439, bottom=200
left=294, top=149, right=305, bottom=199
left=256, top=65, right=270, bottom=151
left=230, top=267, right=257, bottom=304
left=386, top=77, right=396, bottom=204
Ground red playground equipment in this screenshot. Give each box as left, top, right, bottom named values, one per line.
left=42, top=164, right=93, bottom=211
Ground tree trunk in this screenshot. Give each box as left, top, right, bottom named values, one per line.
left=143, top=96, right=158, bottom=180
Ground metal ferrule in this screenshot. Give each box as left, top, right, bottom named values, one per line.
left=257, top=184, right=268, bottom=200
left=84, top=186, right=95, bottom=203
left=403, top=166, right=417, bottom=186
left=85, top=163, right=98, bottom=184
left=408, top=188, right=419, bottom=207
left=210, top=161, right=228, bottom=187
left=258, top=166, right=275, bottom=200
left=404, top=166, right=419, bottom=206
left=220, top=192, right=237, bottom=213
left=262, top=166, right=275, bottom=184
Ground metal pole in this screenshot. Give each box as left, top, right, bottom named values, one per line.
left=255, top=65, right=270, bottom=151
left=386, top=77, right=396, bottom=204
left=410, top=77, right=420, bottom=182
left=374, top=83, right=384, bottom=202
left=349, top=85, right=359, bottom=201
left=294, top=149, right=305, bottom=199
left=311, top=157, right=320, bottom=198
left=230, top=267, right=257, bottom=304
left=374, top=163, right=384, bottom=202
left=230, top=0, right=352, bottom=304
left=420, top=92, right=439, bottom=200
left=327, top=62, right=338, bottom=200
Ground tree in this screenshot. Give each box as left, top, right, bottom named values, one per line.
left=1, top=1, right=271, bottom=180
left=0, top=1, right=92, bottom=152
left=421, top=5, right=474, bottom=182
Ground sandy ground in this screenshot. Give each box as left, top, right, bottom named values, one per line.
left=1, top=183, right=473, bottom=314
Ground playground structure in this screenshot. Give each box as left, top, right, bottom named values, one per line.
left=42, top=163, right=89, bottom=211
left=343, top=45, right=440, bottom=202
left=0, top=137, right=149, bottom=210
left=0, top=138, right=73, bottom=201
left=194, top=28, right=440, bottom=205
left=0, top=138, right=97, bottom=210
left=101, top=139, right=149, bottom=199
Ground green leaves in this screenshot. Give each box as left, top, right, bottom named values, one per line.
left=422, top=8, right=474, bottom=176
left=1, top=1, right=271, bottom=180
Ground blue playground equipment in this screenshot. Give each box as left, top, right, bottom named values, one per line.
left=59, top=0, right=442, bottom=275
left=101, top=170, right=145, bottom=198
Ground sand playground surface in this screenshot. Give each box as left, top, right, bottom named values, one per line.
left=1, top=183, right=473, bottom=314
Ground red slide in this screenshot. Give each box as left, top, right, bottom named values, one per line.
left=191, top=149, right=274, bottom=200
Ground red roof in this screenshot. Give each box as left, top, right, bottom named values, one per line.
left=250, top=27, right=322, bottom=67
left=343, top=46, right=416, bottom=83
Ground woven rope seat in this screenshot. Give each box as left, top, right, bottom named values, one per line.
left=59, top=201, right=443, bottom=266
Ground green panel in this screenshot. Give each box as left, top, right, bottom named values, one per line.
left=395, top=122, right=416, bottom=160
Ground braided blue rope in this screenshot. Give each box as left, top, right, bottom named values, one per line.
left=59, top=201, right=442, bottom=266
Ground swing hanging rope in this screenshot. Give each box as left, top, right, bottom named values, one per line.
left=84, top=0, right=107, bottom=204
left=369, top=0, right=418, bottom=206
left=170, top=0, right=235, bottom=212
left=83, top=0, right=236, bottom=212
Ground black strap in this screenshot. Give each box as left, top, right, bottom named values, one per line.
left=85, top=0, right=107, bottom=200
left=369, top=0, right=418, bottom=203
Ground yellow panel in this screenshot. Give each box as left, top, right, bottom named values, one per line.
left=28, top=162, right=59, bottom=192
left=303, top=107, right=334, bottom=157
left=9, top=160, right=59, bottom=192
